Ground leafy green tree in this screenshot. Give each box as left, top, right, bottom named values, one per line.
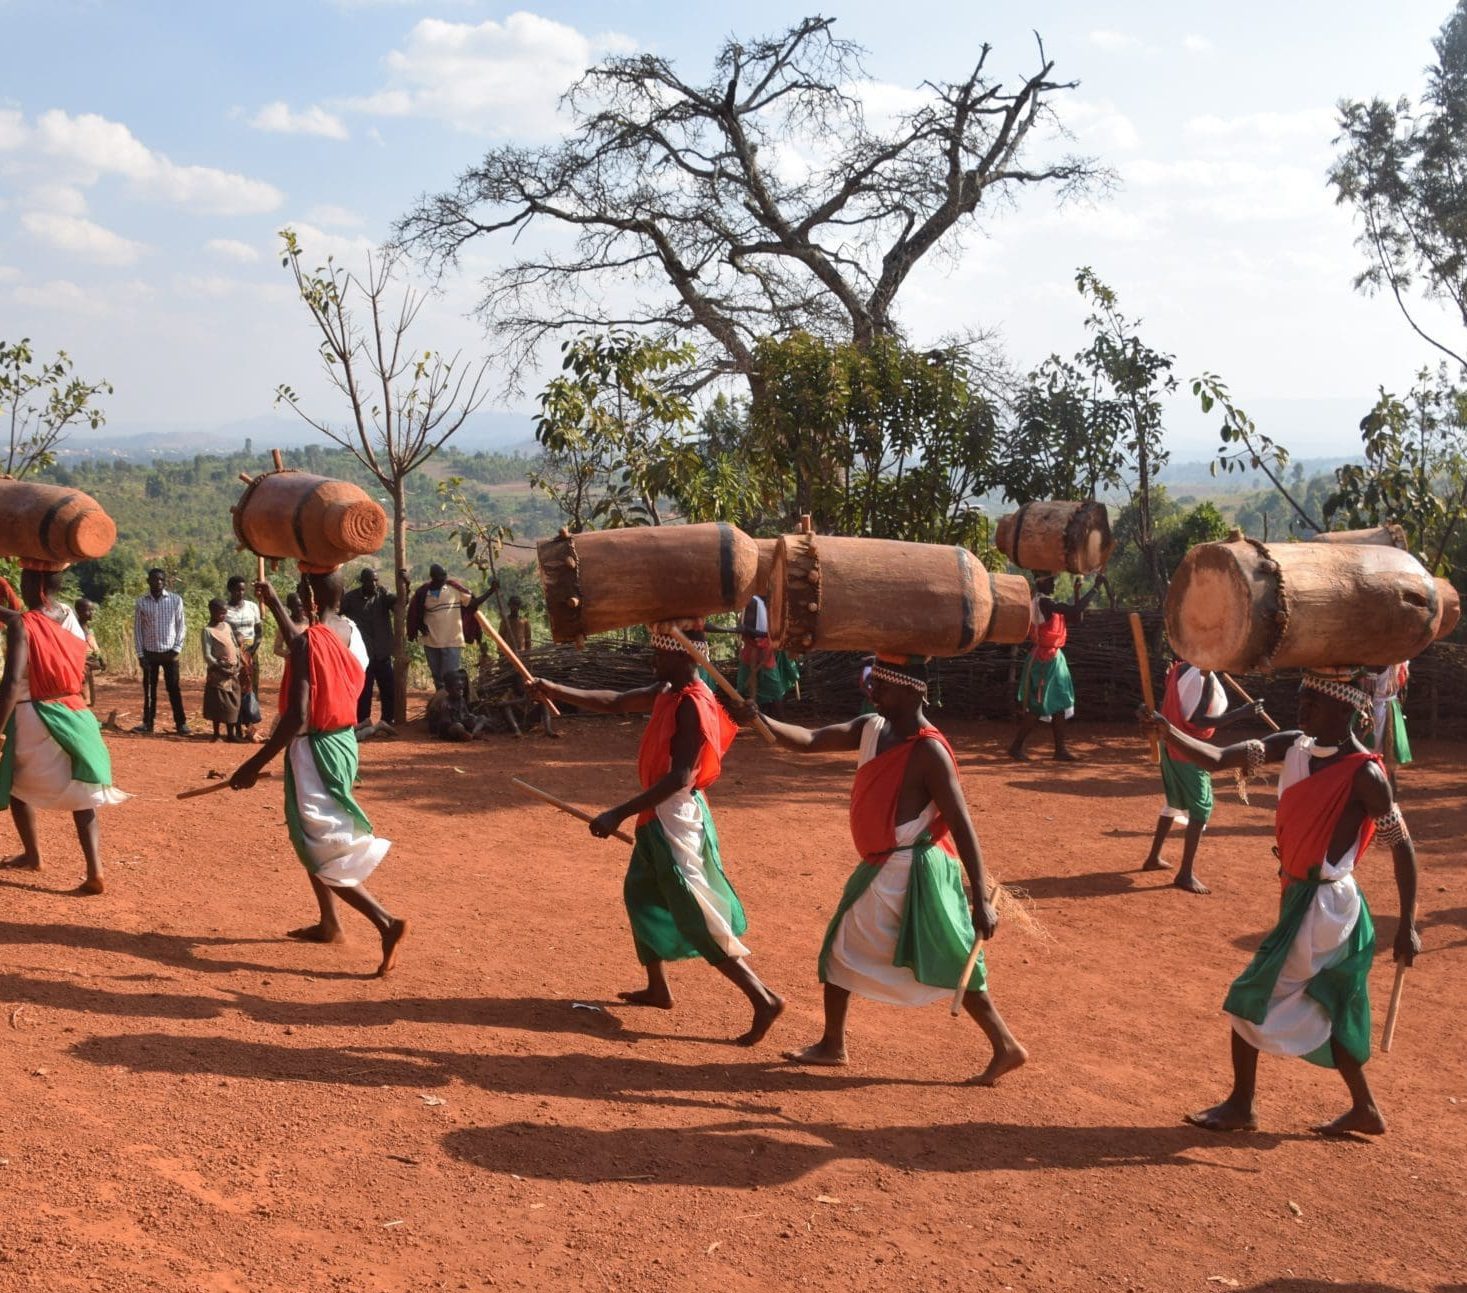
left=1, top=338, right=111, bottom=478
left=1005, top=355, right=1126, bottom=501
left=1326, top=366, right=1467, bottom=571
left=1329, top=1, right=1467, bottom=367
left=749, top=333, right=1000, bottom=549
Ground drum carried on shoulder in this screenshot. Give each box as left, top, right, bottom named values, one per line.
left=0, top=477, right=117, bottom=570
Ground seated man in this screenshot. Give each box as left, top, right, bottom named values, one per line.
left=426, top=670, right=489, bottom=742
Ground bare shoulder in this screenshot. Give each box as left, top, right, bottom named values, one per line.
left=912, top=731, right=958, bottom=775
left=1354, top=754, right=1394, bottom=811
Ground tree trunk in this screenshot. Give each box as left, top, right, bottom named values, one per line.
left=390, top=479, right=410, bottom=724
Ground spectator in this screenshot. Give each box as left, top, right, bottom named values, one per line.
left=426, top=669, right=489, bottom=742
left=341, top=567, right=398, bottom=727
left=497, top=594, right=557, bottom=737
left=75, top=597, right=105, bottom=709
left=272, top=592, right=309, bottom=658
left=406, top=564, right=494, bottom=689
left=201, top=598, right=244, bottom=742
left=132, top=568, right=190, bottom=735
left=224, top=575, right=263, bottom=739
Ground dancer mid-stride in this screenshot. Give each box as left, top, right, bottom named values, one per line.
left=1144, top=669, right=1419, bottom=1136
left=755, top=655, right=1027, bottom=1086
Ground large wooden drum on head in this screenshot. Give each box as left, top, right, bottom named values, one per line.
left=986, top=572, right=1035, bottom=645
left=232, top=470, right=387, bottom=571
left=0, top=478, right=116, bottom=569
left=752, top=538, right=778, bottom=600
left=995, top=500, right=1114, bottom=574
left=1308, top=524, right=1407, bottom=549
left=769, top=534, right=993, bottom=657
left=1434, top=578, right=1461, bottom=640
left=537, top=522, right=759, bottom=642
left=1165, top=535, right=1442, bottom=673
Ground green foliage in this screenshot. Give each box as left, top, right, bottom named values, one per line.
left=1104, top=489, right=1229, bottom=606
left=1006, top=355, right=1126, bottom=500
left=1, top=337, right=112, bottom=478
left=1326, top=366, right=1467, bottom=571
left=748, top=333, right=1000, bottom=552
left=531, top=330, right=700, bottom=530
left=1329, top=1, right=1467, bottom=367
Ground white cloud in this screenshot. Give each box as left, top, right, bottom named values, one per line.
left=1089, top=30, right=1142, bottom=52
left=341, top=13, right=636, bottom=137
left=0, top=108, right=28, bottom=150
left=176, top=273, right=293, bottom=304
left=0, top=265, right=21, bottom=283
left=306, top=203, right=364, bottom=228
left=1187, top=108, right=1336, bottom=146
left=249, top=101, right=349, bottom=141
left=32, top=109, right=283, bottom=213
left=1062, top=99, right=1141, bottom=153
left=276, top=221, right=379, bottom=265
left=1183, top=34, right=1213, bottom=54
left=11, top=277, right=149, bottom=317
left=26, top=182, right=88, bottom=216
left=1125, top=158, right=1325, bottom=222
left=21, top=210, right=146, bottom=265
left=206, top=237, right=261, bottom=263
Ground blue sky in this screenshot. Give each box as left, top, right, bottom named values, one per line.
left=2, top=0, right=1460, bottom=456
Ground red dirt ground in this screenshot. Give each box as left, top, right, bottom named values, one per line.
left=1, top=679, right=1464, bottom=1293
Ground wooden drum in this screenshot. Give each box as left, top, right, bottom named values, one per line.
left=995, top=500, right=1114, bottom=574
left=0, top=478, right=116, bottom=569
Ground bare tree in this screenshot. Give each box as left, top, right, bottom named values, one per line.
left=395, top=16, right=1103, bottom=397
left=275, top=229, right=490, bottom=721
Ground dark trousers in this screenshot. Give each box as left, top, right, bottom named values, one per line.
left=357, top=655, right=396, bottom=722
left=141, top=650, right=187, bottom=729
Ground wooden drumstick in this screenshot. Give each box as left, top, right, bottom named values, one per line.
left=667, top=625, right=776, bottom=745
left=177, top=771, right=273, bottom=800
left=951, top=885, right=999, bottom=1016
left=1382, top=900, right=1418, bottom=1053
left=1220, top=672, right=1280, bottom=732
left=475, top=611, right=561, bottom=717
left=511, top=776, right=634, bottom=844
left=1128, top=613, right=1160, bottom=763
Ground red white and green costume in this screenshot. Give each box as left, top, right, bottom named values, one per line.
left=1224, top=737, right=1380, bottom=1067
left=0, top=608, right=127, bottom=813
left=1017, top=598, right=1075, bottom=720
left=819, top=716, right=986, bottom=1004
left=1158, top=662, right=1226, bottom=827
left=624, top=679, right=750, bottom=965
left=733, top=597, right=800, bottom=705
left=278, top=621, right=389, bottom=888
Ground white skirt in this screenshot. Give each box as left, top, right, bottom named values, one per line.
left=654, top=789, right=749, bottom=961
left=9, top=703, right=128, bottom=814
left=1228, top=874, right=1361, bottom=1058
left=826, top=847, right=947, bottom=1007
left=287, top=736, right=390, bottom=889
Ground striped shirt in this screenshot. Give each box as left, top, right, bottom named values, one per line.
left=134, top=590, right=186, bottom=656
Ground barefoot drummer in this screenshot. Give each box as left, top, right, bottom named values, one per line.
left=1143, top=669, right=1419, bottom=1136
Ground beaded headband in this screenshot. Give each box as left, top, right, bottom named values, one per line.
left=870, top=662, right=928, bottom=695
left=648, top=619, right=706, bottom=656
left=1302, top=671, right=1373, bottom=731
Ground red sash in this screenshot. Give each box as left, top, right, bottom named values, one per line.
left=635, top=680, right=737, bottom=825
left=1161, top=662, right=1216, bottom=762
left=22, top=611, right=88, bottom=710
left=740, top=634, right=776, bottom=672
left=1029, top=607, right=1067, bottom=662
left=1275, top=752, right=1380, bottom=887
left=849, top=725, right=959, bottom=864
left=279, top=622, right=366, bottom=733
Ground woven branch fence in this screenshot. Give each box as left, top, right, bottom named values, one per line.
left=475, top=609, right=1467, bottom=738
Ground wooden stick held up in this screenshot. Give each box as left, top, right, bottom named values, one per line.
left=177, top=771, right=273, bottom=801
left=667, top=625, right=777, bottom=745
left=475, top=611, right=561, bottom=716
left=511, top=776, right=634, bottom=844
left=1128, top=613, right=1160, bottom=763
left=1221, top=672, right=1280, bottom=732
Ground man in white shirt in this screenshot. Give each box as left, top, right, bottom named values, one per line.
left=132, top=568, right=190, bottom=735
left=407, top=564, right=494, bottom=689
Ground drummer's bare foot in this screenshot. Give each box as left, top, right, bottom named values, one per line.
left=1314, top=1105, right=1386, bottom=1138
left=74, top=876, right=105, bottom=896
left=1142, top=855, right=1172, bottom=871
left=1053, top=748, right=1080, bottom=762
left=784, top=1041, right=847, bottom=1067
left=1007, top=744, right=1029, bottom=762
left=617, top=986, right=674, bottom=1009
left=0, top=854, right=41, bottom=870
left=736, top=994, right=784, bottom=1047
left=1184, top=1100, right=1258, bottom=1132
left=376, top=918, right=409, bottom=976
left=1173, top=872, right=1211, bottom=895
left=287, top=922, right=345, bottom=944
left=968, top=1042, right=1028, bottom=1087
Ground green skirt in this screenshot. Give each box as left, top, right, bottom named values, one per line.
left=624, top=791, right=748, bottom=966
left=1159, top=749, right=1213, bottom=824
left=1017, top=650, right=1075, bottom=718
left=735, top=652, right=800, bottom=705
